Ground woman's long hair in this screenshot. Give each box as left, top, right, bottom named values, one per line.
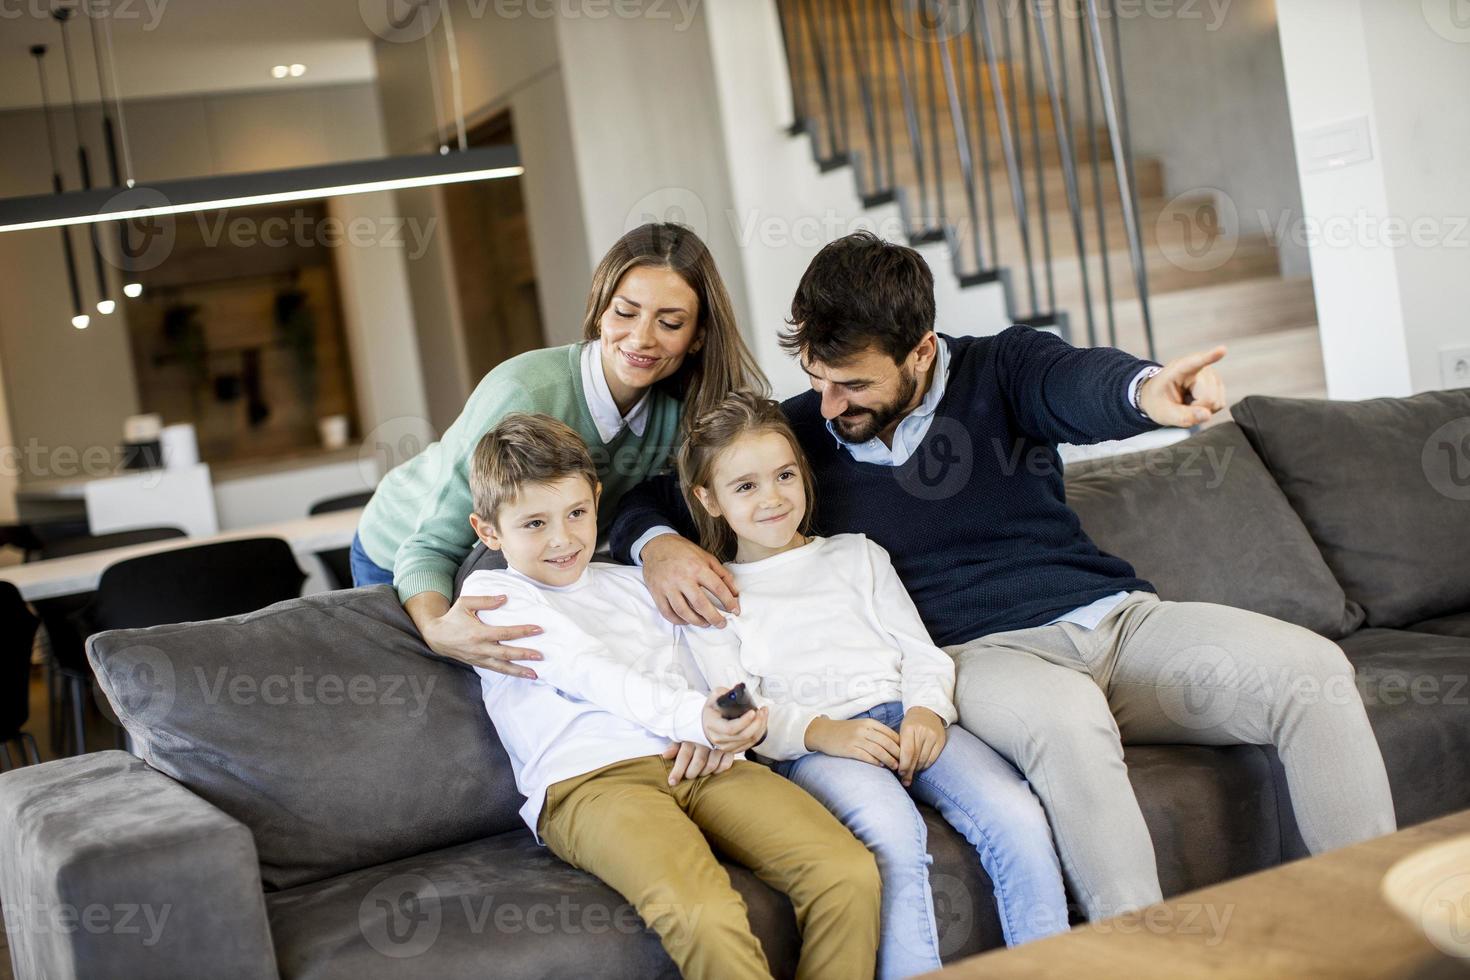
left=581, top=223, right=768, bottom=432
left=677, top=391, right=817, bottom=562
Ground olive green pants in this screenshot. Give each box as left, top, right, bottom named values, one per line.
left=540, top=755, right=880, bottom=980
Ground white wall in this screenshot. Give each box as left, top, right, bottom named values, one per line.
left=554, top=9, right=755, bottom=345
left=329, top=189, right=435, bottom=466
left=1275, top=0, right=1468, bottom=398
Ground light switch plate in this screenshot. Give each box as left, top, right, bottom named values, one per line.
left=1442, top=347, right=1470, bottom=390
left=1300, top=117, right=1374, bottom=174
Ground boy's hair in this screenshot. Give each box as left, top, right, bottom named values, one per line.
left=470, top=413, right=598, bottom=525
left=779, top=230, right=935, bottom=366
left=677, top=391, right=816, bottom=562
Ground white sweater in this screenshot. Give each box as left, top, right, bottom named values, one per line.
left=685, top=534, right=958, bottom=762
left=464, top=563, right=712, bottom=839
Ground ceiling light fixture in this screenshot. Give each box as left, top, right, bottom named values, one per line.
left=0, top=145, right=522, bottom=234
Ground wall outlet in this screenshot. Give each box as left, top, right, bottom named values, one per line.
left=1443, top=347, right=1470, bottom=390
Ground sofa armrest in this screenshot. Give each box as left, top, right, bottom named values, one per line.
left=0, top=751, right=277, bottom=980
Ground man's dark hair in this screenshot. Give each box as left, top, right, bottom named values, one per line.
left=780, top=231, right=936, bottom=365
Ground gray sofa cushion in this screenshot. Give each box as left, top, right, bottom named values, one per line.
left=87, top=586, right=522, bottom=891
left=1337, top=628, right=1470, bottom=827
left=1066, top=422, right=1364, bottom=638
left=1233, top=390, right=1470, bottom=628
left=1409, top=611, right=1470, bottom=640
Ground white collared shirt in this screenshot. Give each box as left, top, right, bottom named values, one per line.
left=581, top=340, right=651, bottom=443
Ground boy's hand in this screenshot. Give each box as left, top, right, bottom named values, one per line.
left=897, top=707, right=947, bottom=787
left=661, top=741, right=736, bottom=785
left=805, top=716, right=901, bottom=770
left=701, top=687, right=767, bottom=752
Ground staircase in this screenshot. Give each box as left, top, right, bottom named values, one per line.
left=775, top=0, right=1325, bottom=403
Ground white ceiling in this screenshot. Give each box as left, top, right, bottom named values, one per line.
left=0, top=1, right=384, bottom=112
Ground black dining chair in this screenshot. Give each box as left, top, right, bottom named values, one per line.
left=31, top=526, right=188, bottom=755
left=53, top=537, right=307, bottom=756
left=0, top=581, right=43, bottom=771
left=308, top=490, right=374, bottom=590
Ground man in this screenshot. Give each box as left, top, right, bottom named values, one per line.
left=608, top=231, right=1395, bottom=921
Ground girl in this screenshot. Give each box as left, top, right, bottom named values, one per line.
left=352, top=222, right=765, bottom=676
left=679, top=391, right=1070, bottom=979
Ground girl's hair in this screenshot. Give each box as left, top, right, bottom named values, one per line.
left=581, top=223, right=769, bottom=433
left=677, top=391, right=816, bottom=561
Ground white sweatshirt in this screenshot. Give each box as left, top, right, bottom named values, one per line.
left=685, top=533, right=959, bottom=762
left=464, top=563, right=712, bottom=839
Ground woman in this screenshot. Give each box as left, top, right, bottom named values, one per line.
left=352, top=222, right=765, bottom=671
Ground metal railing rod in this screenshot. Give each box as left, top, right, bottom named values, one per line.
left=887, top=0, right=933, bottom=233
left=919, top=1, right=948, bottom=232
left=934, top=2, right=982, bottom=270
left=1020, top=1, right=1056, bottom=315
left=965, top=17, right=1000, bottom=268
left=826, top=0, right=852, bottom=162
left=1078, top=6, right=1117, bottom=346
left=976, top=0, right=1038, bottom=314
left=776, top=0, right=810, bottom=131
left=1031, top=0, right=1096, bottom=345
left=1085, top=0, right=1154, bottom=359
left=840, top=0, right=884, bottom=194
left=1109, top=0, right=1153, bottom=359
left=800, top=0, right=843, bottom=160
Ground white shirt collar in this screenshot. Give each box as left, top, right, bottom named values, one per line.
left=825, top=336, right=951, bottom=466
left=581, top=341, right=651, bottom=443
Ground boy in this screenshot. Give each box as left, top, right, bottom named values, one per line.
left=461, top=412, right=879, bottom=980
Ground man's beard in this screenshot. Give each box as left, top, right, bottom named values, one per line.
left=832, top=367, right=919, bottom=444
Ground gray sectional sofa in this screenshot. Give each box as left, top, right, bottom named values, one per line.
left=2, top=389, right=1468, bottom=979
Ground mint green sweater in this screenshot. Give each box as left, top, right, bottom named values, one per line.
left=357, top=342, right=683, bottom=603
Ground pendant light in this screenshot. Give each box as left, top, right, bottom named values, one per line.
left=86, top=0, right=143, bottom=299
left=54, top=4, right=114, bottom=317
left=30, top=43, right=89, bottom=329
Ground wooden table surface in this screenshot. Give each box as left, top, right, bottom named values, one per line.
left=0, top=507, right=363, bottom=601
left=929, top=809, right=1470, bottom=979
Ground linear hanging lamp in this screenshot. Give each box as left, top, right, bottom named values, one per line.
left=0, top=145, right=522, bottom=234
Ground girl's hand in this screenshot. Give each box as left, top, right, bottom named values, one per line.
left=701, top=688, right=768, bottom=752
left=898, top=707, right=947, bottom=786
left=805, top=717, right=901, bottom=769
left=661, top=741, right=736, bottom=785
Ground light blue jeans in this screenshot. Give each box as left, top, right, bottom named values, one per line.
left=774, top=700, right=1067, bottom=979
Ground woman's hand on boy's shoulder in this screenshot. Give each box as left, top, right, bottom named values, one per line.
left=408, top=590, right=546, bottom=678
left=640, top=534, right=741, bottom=628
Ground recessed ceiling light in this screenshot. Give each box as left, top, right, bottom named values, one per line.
left=271, top=65, right=288, bottom=79
left=289, top=64, right=306, bottom=77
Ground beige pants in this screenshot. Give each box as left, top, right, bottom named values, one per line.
left=540, top=755, right=880, bottom=980
left=946, top=592, right=1396, bottom=921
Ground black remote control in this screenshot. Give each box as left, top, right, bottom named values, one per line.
left=716, top=683, right=756, bottom=720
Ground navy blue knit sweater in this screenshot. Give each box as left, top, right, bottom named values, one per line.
left=611, top=326, right=1160, bottom=646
